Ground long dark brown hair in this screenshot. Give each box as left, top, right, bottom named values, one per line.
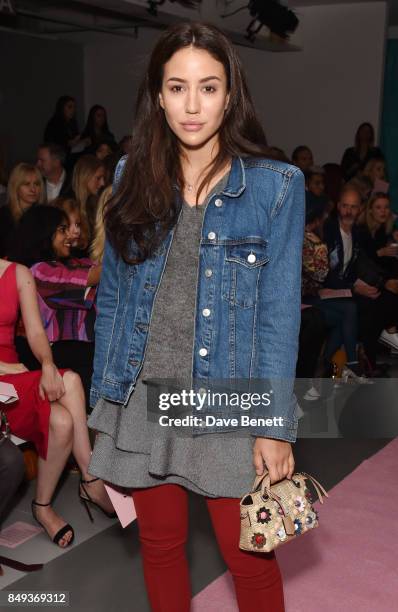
left=354, top=122, right=375, bottom=150
left=106, top=21, right=269, bottom=263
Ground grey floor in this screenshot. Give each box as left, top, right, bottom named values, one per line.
left=1, top=350, right=396, bottom=611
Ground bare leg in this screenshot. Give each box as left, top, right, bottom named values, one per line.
left=58, top=371, right=114, bottom=514
left=34, top=403, right=74, bottom=547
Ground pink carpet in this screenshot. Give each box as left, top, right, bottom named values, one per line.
left=192, top=438, right=398, bottom=611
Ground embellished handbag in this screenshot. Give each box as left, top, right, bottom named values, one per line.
left=239, top=470, right=328, bottom=553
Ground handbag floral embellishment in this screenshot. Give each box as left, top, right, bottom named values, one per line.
left=304, top=488, right=313, bottom=503
left=251, top=533, right=266, bottom=549
left=256, top=507, right=272, bottom=524
left=239, top=470, right=328, bottom=553
left=305, top=511, right=318, bottom=528
left=276, top=527, right=287, bottom=541
left=294, top=496, right=305, bottom=512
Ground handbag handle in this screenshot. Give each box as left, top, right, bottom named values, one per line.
left=300, top=471, right=329, bottom=504
left=252, top=470, right=270, bottom=493
left=251, top=470, right=329, bottom=504
left=0, top=409, right=11, bottom=445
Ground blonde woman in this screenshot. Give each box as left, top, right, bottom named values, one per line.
left=89, top=185, right=112, bottom=263
left=357, top=192, right=398, bottom=357
left=358, top=193, right=397, bottom=268
left=0, top=163, right=44, bottom=258
left=71, top=155, right=105, bottom=250
left=361, top=156, right=386, bottom=188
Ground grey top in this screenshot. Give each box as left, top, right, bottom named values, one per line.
left=88, top=172, right=256, bottom=498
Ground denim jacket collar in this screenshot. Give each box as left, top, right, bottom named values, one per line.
left=173, top=156, right=246, bottom=199
left=220, top=156, right=246, bottom=198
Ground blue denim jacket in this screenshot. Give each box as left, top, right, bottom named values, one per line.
left=90, top=156, right=305, bottom=442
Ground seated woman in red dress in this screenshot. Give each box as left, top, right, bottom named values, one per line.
left=0, top=258, right=115, bottom=548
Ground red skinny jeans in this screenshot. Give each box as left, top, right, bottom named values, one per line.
left=132, top=484, right=285, bottom=612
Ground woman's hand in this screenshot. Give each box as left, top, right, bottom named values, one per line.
left=0, top=362, right=28, bottom=375
left=39, top=363, right=65, bottom=402
left=385, top=279, right=398, bottom=295
left=377, top=246, right=398, bottom=258
left=68, top=134, right=82, bottom=147
left=87, top=264, right=102, bottom=287
left=253, top=438, right=295, bottom=484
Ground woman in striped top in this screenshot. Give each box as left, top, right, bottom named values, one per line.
left=11, top=205, right=101, bottom=412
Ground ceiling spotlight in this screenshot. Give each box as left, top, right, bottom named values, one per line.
left=221, top=0, right=299, bottom=42
left=246, top=0, right=299, bottom=41
left=147, top=0, right=202, bottom=17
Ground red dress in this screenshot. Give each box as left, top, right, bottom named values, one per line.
left=0, top=263, right=51, bottom=459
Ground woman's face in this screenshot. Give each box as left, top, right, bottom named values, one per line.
left=295, top=149, right=313, bottom=172
left=159, top=47, right=230, bottom=152
left=87, top=167, right=105, bottom=195
left=94, top=108, right=106, bottom=128
left=67, top=211, right=81, bottom=246
left=64, top=100, right=76, bottom=121
left=52, top=220, right=71, bottom=259
left=371, top=161, right=385, bottom=182
left=371, top=197, right=390, bottom=225
left=308, top=173, right=325, bottom=197
left=18, top=173, right=41, bottom=210
left=96, top=143, right=112, bottom=160
left=358, top=125, right=373, bottom=146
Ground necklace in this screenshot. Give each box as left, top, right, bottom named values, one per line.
left=186, top=183, right=194, bottom=192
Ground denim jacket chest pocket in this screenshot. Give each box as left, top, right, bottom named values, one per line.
left=221, top=239, right=269, bottom=308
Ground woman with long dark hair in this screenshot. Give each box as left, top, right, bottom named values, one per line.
left=81, top=104, right=115, bottom=153
left=11, top=205, right=100, bottom=412
left=44, top=96, right=82, bottom=153
left=341, top=122, right=383, bottom=181
left=88, top=22, right=305, bottom=611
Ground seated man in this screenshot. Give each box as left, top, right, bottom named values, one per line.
left=36, top=143, right=71, bottom=203
left=324, top=185, right=398, bottom=374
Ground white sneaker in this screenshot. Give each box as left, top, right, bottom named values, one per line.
left=296, top=401, right=305, bottom=419
left=303, top=386, right=321, bottom=401
left=379, top=330, right=398, bottom=351
left=341, top=366, right=374, bottom=384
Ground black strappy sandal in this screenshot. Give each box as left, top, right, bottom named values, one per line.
left=31, top=501, right=74, bottom=547
left=79, top=477, right=117, bottom=522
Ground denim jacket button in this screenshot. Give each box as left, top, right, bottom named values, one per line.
left=208, top=232, right=216, bottom=240
left=214, top=198, right=223, bottom=207
left=199, top=348, right=208, bottom=357
left=202, top=308, right=211, bottom=317
left=205, top=269, right=213, bottom=278
left=247, top=252, right=256, bottom=263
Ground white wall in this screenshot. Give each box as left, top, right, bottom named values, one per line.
left=82, top=2, right=388, bottom=164
left=240, top=2, right=388, bottom=164
left=0, top=28, right=84, bottom=168
left=83, top=30, right=159, bottom=142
